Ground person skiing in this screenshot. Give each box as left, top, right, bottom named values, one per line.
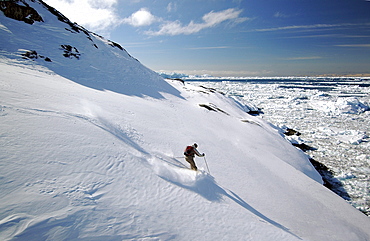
left=184, top=143, right=205, bottom=171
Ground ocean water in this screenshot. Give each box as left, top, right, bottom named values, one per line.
left=187, top=77, right=370, bottom=216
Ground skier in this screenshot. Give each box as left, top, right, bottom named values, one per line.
left=184, top=143, right=205, bottom=171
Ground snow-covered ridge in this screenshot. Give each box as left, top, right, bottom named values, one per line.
left=0, top=0, right=179, bottom=99
left=1, top=1, right=370, bottom=240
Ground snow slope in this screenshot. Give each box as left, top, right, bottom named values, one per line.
left=1, top=1, right=370, bottom=240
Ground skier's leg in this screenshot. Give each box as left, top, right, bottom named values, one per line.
left=185, top=156, right=197, bottom=171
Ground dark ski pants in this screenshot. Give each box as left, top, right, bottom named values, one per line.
left=185, top=155, right=197, bottom=171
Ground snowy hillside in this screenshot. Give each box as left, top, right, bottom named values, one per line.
left=1, top=1, right=370, bottom=240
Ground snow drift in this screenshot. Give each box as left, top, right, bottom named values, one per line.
left=1, top=1, right=370, bottom=240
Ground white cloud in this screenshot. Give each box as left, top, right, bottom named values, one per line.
left=274, top=12, right=289, bottom=18
left=167, top=2, right=177, bottom=13
left=43, top=0, right=120, bottom=33
left=146, top=8, right=248, bottom=36
left=255, top=24, right=340, bottom=32
left=43, top=2, right=248, bottom=37
left=122, top=8, right=158, bottom=27
left=254, top=23, right=370, bottom=32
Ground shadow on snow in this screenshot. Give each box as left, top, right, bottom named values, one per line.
left=159, top=166, right=302, bottom=240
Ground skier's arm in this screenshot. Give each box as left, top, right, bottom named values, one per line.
left=194, top=148, right=204, bottom=157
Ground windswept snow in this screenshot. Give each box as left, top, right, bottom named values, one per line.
left=1, top=1, right=370, bottom=240
left=1, top=58, right=370, bottom=240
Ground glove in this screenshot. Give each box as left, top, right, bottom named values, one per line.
left=202, top=153, right=205, bottom=156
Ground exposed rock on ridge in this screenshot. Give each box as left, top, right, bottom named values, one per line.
left=0, top=0, right=43, bottom=24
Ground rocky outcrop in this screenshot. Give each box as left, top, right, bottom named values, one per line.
left=283, top=127, right=353, bottom=207
left=199, top=103, right=229, bottom=115
left=1, top=0, right=131, bottom=55
left=1, top=0, right=137, bottom=63
left=60, top=45, right=80, bottom=59
left=0, top=0, right=43, bottom=24
left=309, top=158, right=351, bottom=202
left=21, top=50, right=51, bottom=62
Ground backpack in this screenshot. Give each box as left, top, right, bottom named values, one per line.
left=184, top=146, right=194, bottom=156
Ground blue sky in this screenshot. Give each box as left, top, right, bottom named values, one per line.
left=44, top=0, right=370, bottom=76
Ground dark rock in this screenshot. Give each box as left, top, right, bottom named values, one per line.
left=108, top=41, right=123, bottom=51
left=248, top=110, right=263, bottom=116
left=0, top=0, right=43, bottom=25
left=240, top=119, right=262, bottom=126
left=199, top=85, right=226, bottom=95
left=199, top=103, right=229, bottom=115
left=22, top=50, right=38, bottom=59
left=40, top=0, right=85, bottom=35
left=292, top=143, right=317, bottom=152
left=284, top=128, right=301, bottom=136
left=60, top=45, right=80, bottom=59
left=199, top=104, right=216, bottom=111
left=199, top=85, right=217, bottom=93
left=21, top=50, right=52, bottom=62
left=309, top=158, right=351, bottom=201
left=172, top=78, right=185, bottom=84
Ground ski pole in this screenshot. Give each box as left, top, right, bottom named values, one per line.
left=204, top=156, right=210, bottom=174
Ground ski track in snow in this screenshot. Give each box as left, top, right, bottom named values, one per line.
left=148, top=154, right=300, bottom=239
left=0, top=95, right=303, bottom=240
left=2, top=103, right=297, bottom=237
left=1, top=65, right=368, bottom=240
